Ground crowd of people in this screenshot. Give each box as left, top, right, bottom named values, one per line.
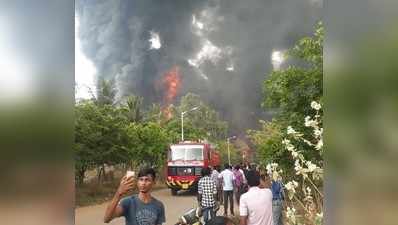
left=199, top=163, right=284, bottom=225
left=103, top=164, right=285, bottom=225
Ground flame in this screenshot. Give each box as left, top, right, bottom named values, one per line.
left=161, top=66, right=181, bottom=120
left=163, top=66, right=181, bottom=103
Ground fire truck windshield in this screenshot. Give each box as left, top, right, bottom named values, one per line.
left=170, top=145, right=204, bottom=161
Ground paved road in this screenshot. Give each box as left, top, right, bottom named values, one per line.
left=76, top=188, right=198, bottom=225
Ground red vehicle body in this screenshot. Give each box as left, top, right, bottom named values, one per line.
left=165, top=141, right=220, bottom=195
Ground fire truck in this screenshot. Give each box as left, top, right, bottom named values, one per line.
left=165, top=141, right=221, bottom=195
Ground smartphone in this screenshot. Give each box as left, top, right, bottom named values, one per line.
left=126, top=171, right=135, bottom=179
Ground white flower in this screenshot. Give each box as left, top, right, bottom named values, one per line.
left=315, top=139, right=323, bottom=150
left=287, top=126, right=296, bottom=135
left=311, top=101, right=321, bottom=110
left=306, top=161, right=317, bottom=172
left=282, top=139, right=290, bottom=145
left=285, top=182, right=296, bottom=192
left=292, top=151, right=299, bottom=158
left=286, top=207, right=297, bottom=224
left=314, top=128, right=323, bottom=137
left=287, top=144, right=295, bottom=151
left=306, top=187, right=312, bottom=195
left=303, top=139, right=313, bottom=146
left=266, top=164, right=271, bottom=172
left=305, top=117, right=317, bottom=127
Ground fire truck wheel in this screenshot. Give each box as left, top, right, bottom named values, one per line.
left=171, top=189, right=178, bottom=196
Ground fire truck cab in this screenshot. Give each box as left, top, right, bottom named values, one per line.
left=165, top=141, right=220, bottom=195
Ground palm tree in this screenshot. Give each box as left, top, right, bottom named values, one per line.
left=96, top=78, right=116, bottom=106
left=125, top=95, right=143, bottom=123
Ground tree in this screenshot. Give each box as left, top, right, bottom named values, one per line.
left=215, top=140, right=241, bottom=166
left=263, top=22, right=323, bottom=129
left=122, top=95, right=143, bottom=123
left=172, top=93, right=228, bottom=141
left=125, top=122, right=170, bottom=169
left=268, top=101, right=323, bottom=225
left=249, top=22, right=323, bottom=173
left=96, top=78, right=116, bottom=106
left=74, top=100, right=131, bottom=183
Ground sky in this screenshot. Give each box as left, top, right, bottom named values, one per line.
left=75, top=17, right=96, bottom=100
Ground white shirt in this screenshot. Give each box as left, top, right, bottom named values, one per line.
left=218, top=169, right=235, bottom=191
left=211, top=170, right=220, bottom=187
left=240, top=187, right=273, bottom=225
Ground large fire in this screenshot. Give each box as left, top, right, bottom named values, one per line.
left=161, top=66, right=181, bottom=119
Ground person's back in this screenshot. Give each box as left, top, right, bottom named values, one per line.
left=219, top=168, right=234, bottom=191
left=211, top=169, right=220, bottom=187
left=240, top=170, right=273, bottom=225
left=198, top=167, right=218, bottom=223
left=271, top=180, right=284, bottom=225
left=233, top=169, right=243, bottom=188
left=218, top=164, right=235, bottom=216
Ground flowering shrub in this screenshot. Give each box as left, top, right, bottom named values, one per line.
left=267, top=101, right=323, bottom=225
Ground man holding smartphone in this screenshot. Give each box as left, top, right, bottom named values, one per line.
left=103, top=167, right=166, bottom=225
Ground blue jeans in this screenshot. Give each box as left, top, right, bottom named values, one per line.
left=202, top=206, right=215, bottom=223
left=272, top=200, right=284, bottom=225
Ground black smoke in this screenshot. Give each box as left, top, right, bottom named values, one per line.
left=76, top=0, right=321, bottom=133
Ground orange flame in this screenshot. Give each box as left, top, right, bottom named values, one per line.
left=161, top=66, right=181, bottom=120
left=163, top=66, right=181, bottom=103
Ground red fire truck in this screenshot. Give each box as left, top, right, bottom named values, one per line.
left=165, top=141, right=221, bottom=195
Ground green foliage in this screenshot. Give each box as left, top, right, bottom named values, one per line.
left=96, top=78, right=116, bottom=106
left=247, top=120, right=290, bottom=169
left=263, top=22, right=323, bottom=124
left=250, top=22, right=323, bottom=175
left=177, top=93, right=228, bottom=141
left=75, top=93, right=229, bottom=184
left=125, top=122, right=170, bottom=168
left=215, top=140, right=240, bottom=166
left=122, top=95, right=143, bottom=123
left=75, top=100, right=170, bottom=183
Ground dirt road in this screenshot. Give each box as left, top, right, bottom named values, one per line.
left=76, top=188, right=199, bottom=225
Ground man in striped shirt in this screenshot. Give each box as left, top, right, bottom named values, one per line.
left=198, top=166, right=218, bottom=223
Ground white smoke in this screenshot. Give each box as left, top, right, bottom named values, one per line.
left=75, top=16, right=96, bottom=100
left=226, top=63, right=234, bottom=71
left=149, top=31, right=161, bottom=50
left=192, top=15, right=204, bottom=31
left=271, top=50, right=285, bottom=70
left=188, top=4, right=236, bottom=79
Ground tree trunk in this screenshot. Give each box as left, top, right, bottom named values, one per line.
left=77, top=169, right=85, bottom=185
left=97, top=165, right=105, bottom=184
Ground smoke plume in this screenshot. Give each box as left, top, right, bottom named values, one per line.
left=76, top=0, right=321, bottom=133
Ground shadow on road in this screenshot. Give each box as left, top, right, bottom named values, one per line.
left=174, top=189, right=197, bottom=197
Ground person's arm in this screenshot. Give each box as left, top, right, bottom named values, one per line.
left=198, top=193, right=203, bottom=205
left=103, top=175, right=135, bottom=223
left=197, top=182, right=203, bottom=205
left=239, top=195, right=248, bottom=225
left=156, top=202, right=166, bottom=225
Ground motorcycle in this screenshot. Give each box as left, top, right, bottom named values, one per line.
left=174, top=202, right=220, bottom=225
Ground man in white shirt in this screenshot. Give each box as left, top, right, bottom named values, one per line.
left=218, top=164, right=235, bottom=216
left=239, top=170, right=273, bottom=225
